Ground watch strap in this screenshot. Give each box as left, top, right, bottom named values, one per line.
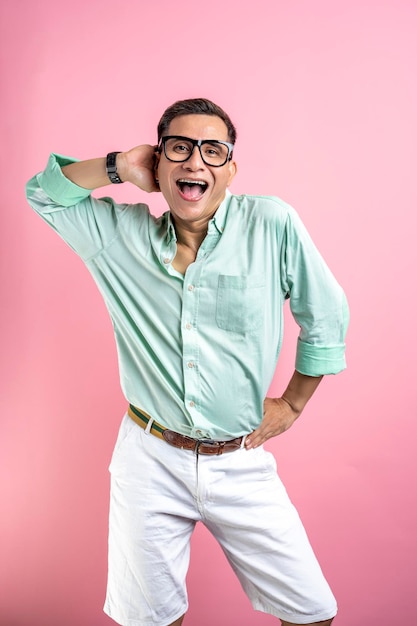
left=106, top=152, right=123, bottom=184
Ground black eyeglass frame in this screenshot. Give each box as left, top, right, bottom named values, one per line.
left=158, top=135, right=234, bottom=167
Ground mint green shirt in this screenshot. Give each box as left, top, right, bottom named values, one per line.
left=26, top=154, right=349, bottom=440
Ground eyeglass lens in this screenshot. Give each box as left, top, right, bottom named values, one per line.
left=163, top=137, right=230, bottom=166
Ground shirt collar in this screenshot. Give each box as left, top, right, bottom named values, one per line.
left=211, top=189, right=231, bottom=234
left=164, top=212, right=177, bottom=242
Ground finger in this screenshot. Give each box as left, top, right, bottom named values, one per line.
left=245, top=428, right=266, bottom=450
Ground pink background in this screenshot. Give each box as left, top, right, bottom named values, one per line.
left=1, top=1, right=416, bottom=624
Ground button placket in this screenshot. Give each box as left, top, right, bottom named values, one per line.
left=160, top=238, right=178, bottom=275
left=181, top=262, right=203, bottom=418
left=180, top=226, right=221, bottom=429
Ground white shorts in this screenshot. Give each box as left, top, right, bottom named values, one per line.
left=104, top=414, right=337, bottom=626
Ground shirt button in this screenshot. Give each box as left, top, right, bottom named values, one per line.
left=187, top=361, right=195, bottom=368
left=185, top=323, right=192, bottom=330
left=188, top=284, right=194, bottom=291
left=189, top=400, right=195, bottom=408
left=163, top=257, right=171, bottom=264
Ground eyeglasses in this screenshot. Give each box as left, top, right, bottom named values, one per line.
left=158, top=135, right=234, bottom=167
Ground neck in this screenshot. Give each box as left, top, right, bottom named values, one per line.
left=172, top=216, right=210, bottom=253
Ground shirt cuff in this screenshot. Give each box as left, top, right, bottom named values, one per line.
left=38, top=153, right=93, bottom=207
left=295, top=338, right=347, bottom=376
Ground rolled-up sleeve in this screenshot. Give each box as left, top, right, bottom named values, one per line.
left=281, top=207, right=349, bottom=376
left=26, top=153, right=91, bottom=206
left=26, top=153, right=121, bottom=260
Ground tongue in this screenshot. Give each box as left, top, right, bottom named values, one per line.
left=182, top=184, right=203, bottom=200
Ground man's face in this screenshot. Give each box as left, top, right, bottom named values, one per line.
left=155, top=114, right=237, bottom=228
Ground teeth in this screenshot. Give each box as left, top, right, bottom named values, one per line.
left=177, top=179, right=207, bottom=186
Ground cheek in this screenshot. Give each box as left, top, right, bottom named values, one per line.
left=157, top=162, right=175, bottom=185
left=215, top=174, right=232, bottom=191
left=159, top=178, right=177, bottom=200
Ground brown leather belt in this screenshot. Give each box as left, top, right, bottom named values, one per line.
left=127, top=404, right=243, bottom=455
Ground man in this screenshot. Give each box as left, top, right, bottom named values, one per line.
left=26, top=98, right=348, bottom=626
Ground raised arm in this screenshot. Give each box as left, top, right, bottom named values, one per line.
left=61, top=145, right=160, bottom=193
left=26, top=145, right=161, bottom=261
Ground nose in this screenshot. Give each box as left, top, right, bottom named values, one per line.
left=183, top=145, right=205, bottom=170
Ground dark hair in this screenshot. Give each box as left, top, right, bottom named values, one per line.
left=157, top=98, right=237, bottom=144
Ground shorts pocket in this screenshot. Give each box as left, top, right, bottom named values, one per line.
left=109, top=414, right=138, bottom=470
left=216, top=274, right=265, bottom=333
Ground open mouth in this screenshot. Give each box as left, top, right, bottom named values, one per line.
left=176, top=178, right=208, bottom=201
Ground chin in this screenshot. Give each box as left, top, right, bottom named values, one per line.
left=172, top=204, right=209, bottom=222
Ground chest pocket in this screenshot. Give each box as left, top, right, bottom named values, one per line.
left=216, top=274, right=265, bottom=333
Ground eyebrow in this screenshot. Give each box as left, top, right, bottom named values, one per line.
left=163, top=136, right=232, bottom=145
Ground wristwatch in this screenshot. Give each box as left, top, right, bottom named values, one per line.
left=106, top=152, right=123, bottom=184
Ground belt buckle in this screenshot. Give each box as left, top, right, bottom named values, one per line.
left=195, top=439, right=226, bottom=455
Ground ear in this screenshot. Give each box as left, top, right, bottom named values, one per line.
left=226, top=159, right=237, bottom=186
left=154, top=147, right=161, bottom=181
